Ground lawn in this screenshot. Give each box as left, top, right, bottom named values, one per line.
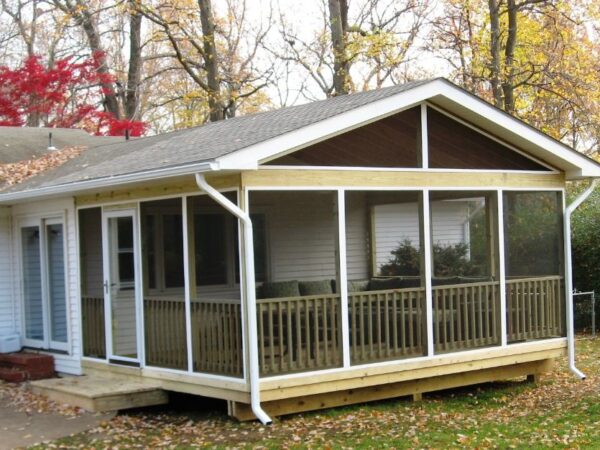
left=29, top=336, right=600, bottom=449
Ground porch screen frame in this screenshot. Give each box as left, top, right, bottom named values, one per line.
left=18, top=214, right=70, bottom=353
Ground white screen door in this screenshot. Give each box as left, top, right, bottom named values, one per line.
left=102, top=209, right=142, bottom=364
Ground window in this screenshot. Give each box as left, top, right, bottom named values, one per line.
left=20, top=218, right=68, bottom=351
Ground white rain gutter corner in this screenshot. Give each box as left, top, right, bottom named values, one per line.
left=194, top=173, right=272, bottom=425
left=564, top=178, right=598, bottom=380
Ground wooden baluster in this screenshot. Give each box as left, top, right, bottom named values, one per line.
left=393, top=291, right=399, bottom=356
left=322, top=297, right=329, bottom=366
left=286, top=298, right=293, bottom=370
left=278, top=300, right=284, bottom=371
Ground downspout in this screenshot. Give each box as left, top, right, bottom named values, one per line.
left=195, top=173, right=272, bottom=425
left=564, top=178, right=598, bottom=380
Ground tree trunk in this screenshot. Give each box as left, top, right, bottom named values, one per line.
left=488, top=0, right=503, bottom=109
left=198, top=0, right=224, bottom=122
left=125, top=0, right=143, bottom=120
left=53, top=0, right=121, bottom=119
left=502, top=0, right=518, bottom=113
left=328, top=0, right=350, bottom=96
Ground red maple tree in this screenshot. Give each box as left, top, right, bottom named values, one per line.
left=0, top=53, right=146, bottom=136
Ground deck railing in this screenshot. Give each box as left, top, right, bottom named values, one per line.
left=82, top=275, right=565, bottom=377
left=257, top=294, right=342, bottom=375
left=349, top=288, right=425, bottom=364
left=144, top=297, right=187, bottom=370
left=506, top=275, right=564, bottom=342
left=433, top=281, right=501, bottom=352
left=81, top=296, right=106, bottom=358
left=191, top=299, right=243, bottom=377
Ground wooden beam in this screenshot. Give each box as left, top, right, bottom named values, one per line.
left=231, top=359, right=553, bottom=421
left=241, top=170, right=564, bottom=189
left=76, top=173, right=241, bottom=207
left=259, top=339, right=565, bottom=393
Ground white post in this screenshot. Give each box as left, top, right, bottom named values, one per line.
left=337, top=189, right=350, bottom=367
left=195, top=174, right=272, bottom=424
left=497, top=190, right=507, bottom=347
left=420, top=104, right=429, bottom=169
left=422, top=189, right=434, bottom=356
left=181, top=196, right=194, bottom=372
left=564, top=179, right=597, bottom=379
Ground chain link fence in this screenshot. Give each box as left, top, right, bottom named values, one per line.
left=573, top=289, right=596, bottom=335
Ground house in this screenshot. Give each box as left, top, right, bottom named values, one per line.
left=0, top=78, right=598, bottom=423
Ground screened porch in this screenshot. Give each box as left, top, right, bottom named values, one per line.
left=78, top=188, right=566, bottom=379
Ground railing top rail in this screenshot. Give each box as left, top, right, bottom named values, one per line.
left=432, top=280, right=500, bottom=290
left=257, top=293, right=341, bottom=304
left=506, top=275, right=563, bottom=284
left=349, top=287, right=425, bottom=296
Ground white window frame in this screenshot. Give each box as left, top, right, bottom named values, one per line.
left=19, top=214, right=69, bottom=352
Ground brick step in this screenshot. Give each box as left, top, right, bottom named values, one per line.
left=0, top=352, right=55, bottom=382
left=0, top=353, right=54, bottom=371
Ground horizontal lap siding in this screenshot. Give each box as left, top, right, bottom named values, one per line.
left=345, top=193, right=369, bottom=280
left=266, top=193, right=339, bottom=282
left=0, top=208, right=15, bottom=336
left=374, top=201, right=469, bottom=270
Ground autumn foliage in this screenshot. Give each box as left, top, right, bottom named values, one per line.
left=0, top=53, right=145, bottom=136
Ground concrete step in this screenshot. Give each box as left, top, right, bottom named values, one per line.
left=29, top=375, right=169, bottom=412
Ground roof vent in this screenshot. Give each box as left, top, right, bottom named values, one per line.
left=47, top=132, right=57, bottom=151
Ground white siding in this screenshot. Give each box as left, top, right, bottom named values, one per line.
left=345, top=192, right=369, bottom=281
left=252, top=192, right=338, bottom=282
left=0, top=207, right=15, bottom=336
left=11, top=198, right=81, bottom=374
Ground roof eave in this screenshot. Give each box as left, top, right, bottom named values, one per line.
left=0, top=160, right=219, bottom=205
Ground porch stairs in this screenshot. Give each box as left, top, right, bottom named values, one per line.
left=29, top=375, right=169, bottom=412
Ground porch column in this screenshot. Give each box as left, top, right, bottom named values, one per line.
left=337, top=189, right=350, bottom=367
left=182, top=196, right=195, bottom=372
left=421, top=189, right=434, bottom=356
left=496, top=189, right=508, bottom=347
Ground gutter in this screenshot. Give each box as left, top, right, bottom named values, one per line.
left=564, top=178, right=598, bottom=379
left=0, top=161, right=218, bottom=204
left=194, top=173, right=272, bottom=425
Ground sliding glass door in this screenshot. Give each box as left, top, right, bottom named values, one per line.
left=20, top=218, right=68, bottom=351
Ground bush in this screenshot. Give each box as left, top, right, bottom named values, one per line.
left=379, top=239, right=483, bottom=277
left=571, top=182, right=600, bottom=330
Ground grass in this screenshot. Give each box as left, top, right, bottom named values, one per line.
left=30, top=335, right=600, bottom=449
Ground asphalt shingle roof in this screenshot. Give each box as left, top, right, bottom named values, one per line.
left=0, top=127, right=119, bottom=163
left=1, top=79, right=432, bottom=194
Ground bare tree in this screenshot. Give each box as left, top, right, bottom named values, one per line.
left=138, top=0, right=272, bottom=122
left=274, top=0, right=429, bottom=99
left=51, top=0, right=145, bottom=121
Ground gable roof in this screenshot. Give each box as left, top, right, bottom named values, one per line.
left=0, top=78, right=598, bottom=203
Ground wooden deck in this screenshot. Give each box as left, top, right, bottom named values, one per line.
left=29, top=375, right=168, bottom=412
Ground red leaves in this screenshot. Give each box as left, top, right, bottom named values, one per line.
left=0, top=54, right=146, bottom=137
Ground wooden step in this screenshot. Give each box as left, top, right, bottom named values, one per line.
left=29, top=375, right=169, bottom=412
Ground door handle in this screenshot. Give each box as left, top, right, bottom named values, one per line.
left=103, top=281, right=116, bottom=294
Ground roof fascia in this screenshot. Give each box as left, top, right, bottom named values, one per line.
left=0, top=161, right=218, bottom=205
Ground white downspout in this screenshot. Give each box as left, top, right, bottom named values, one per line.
left=564, top=178, right=598, bottom=380
left=195, top=173, right=272, bottom=425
